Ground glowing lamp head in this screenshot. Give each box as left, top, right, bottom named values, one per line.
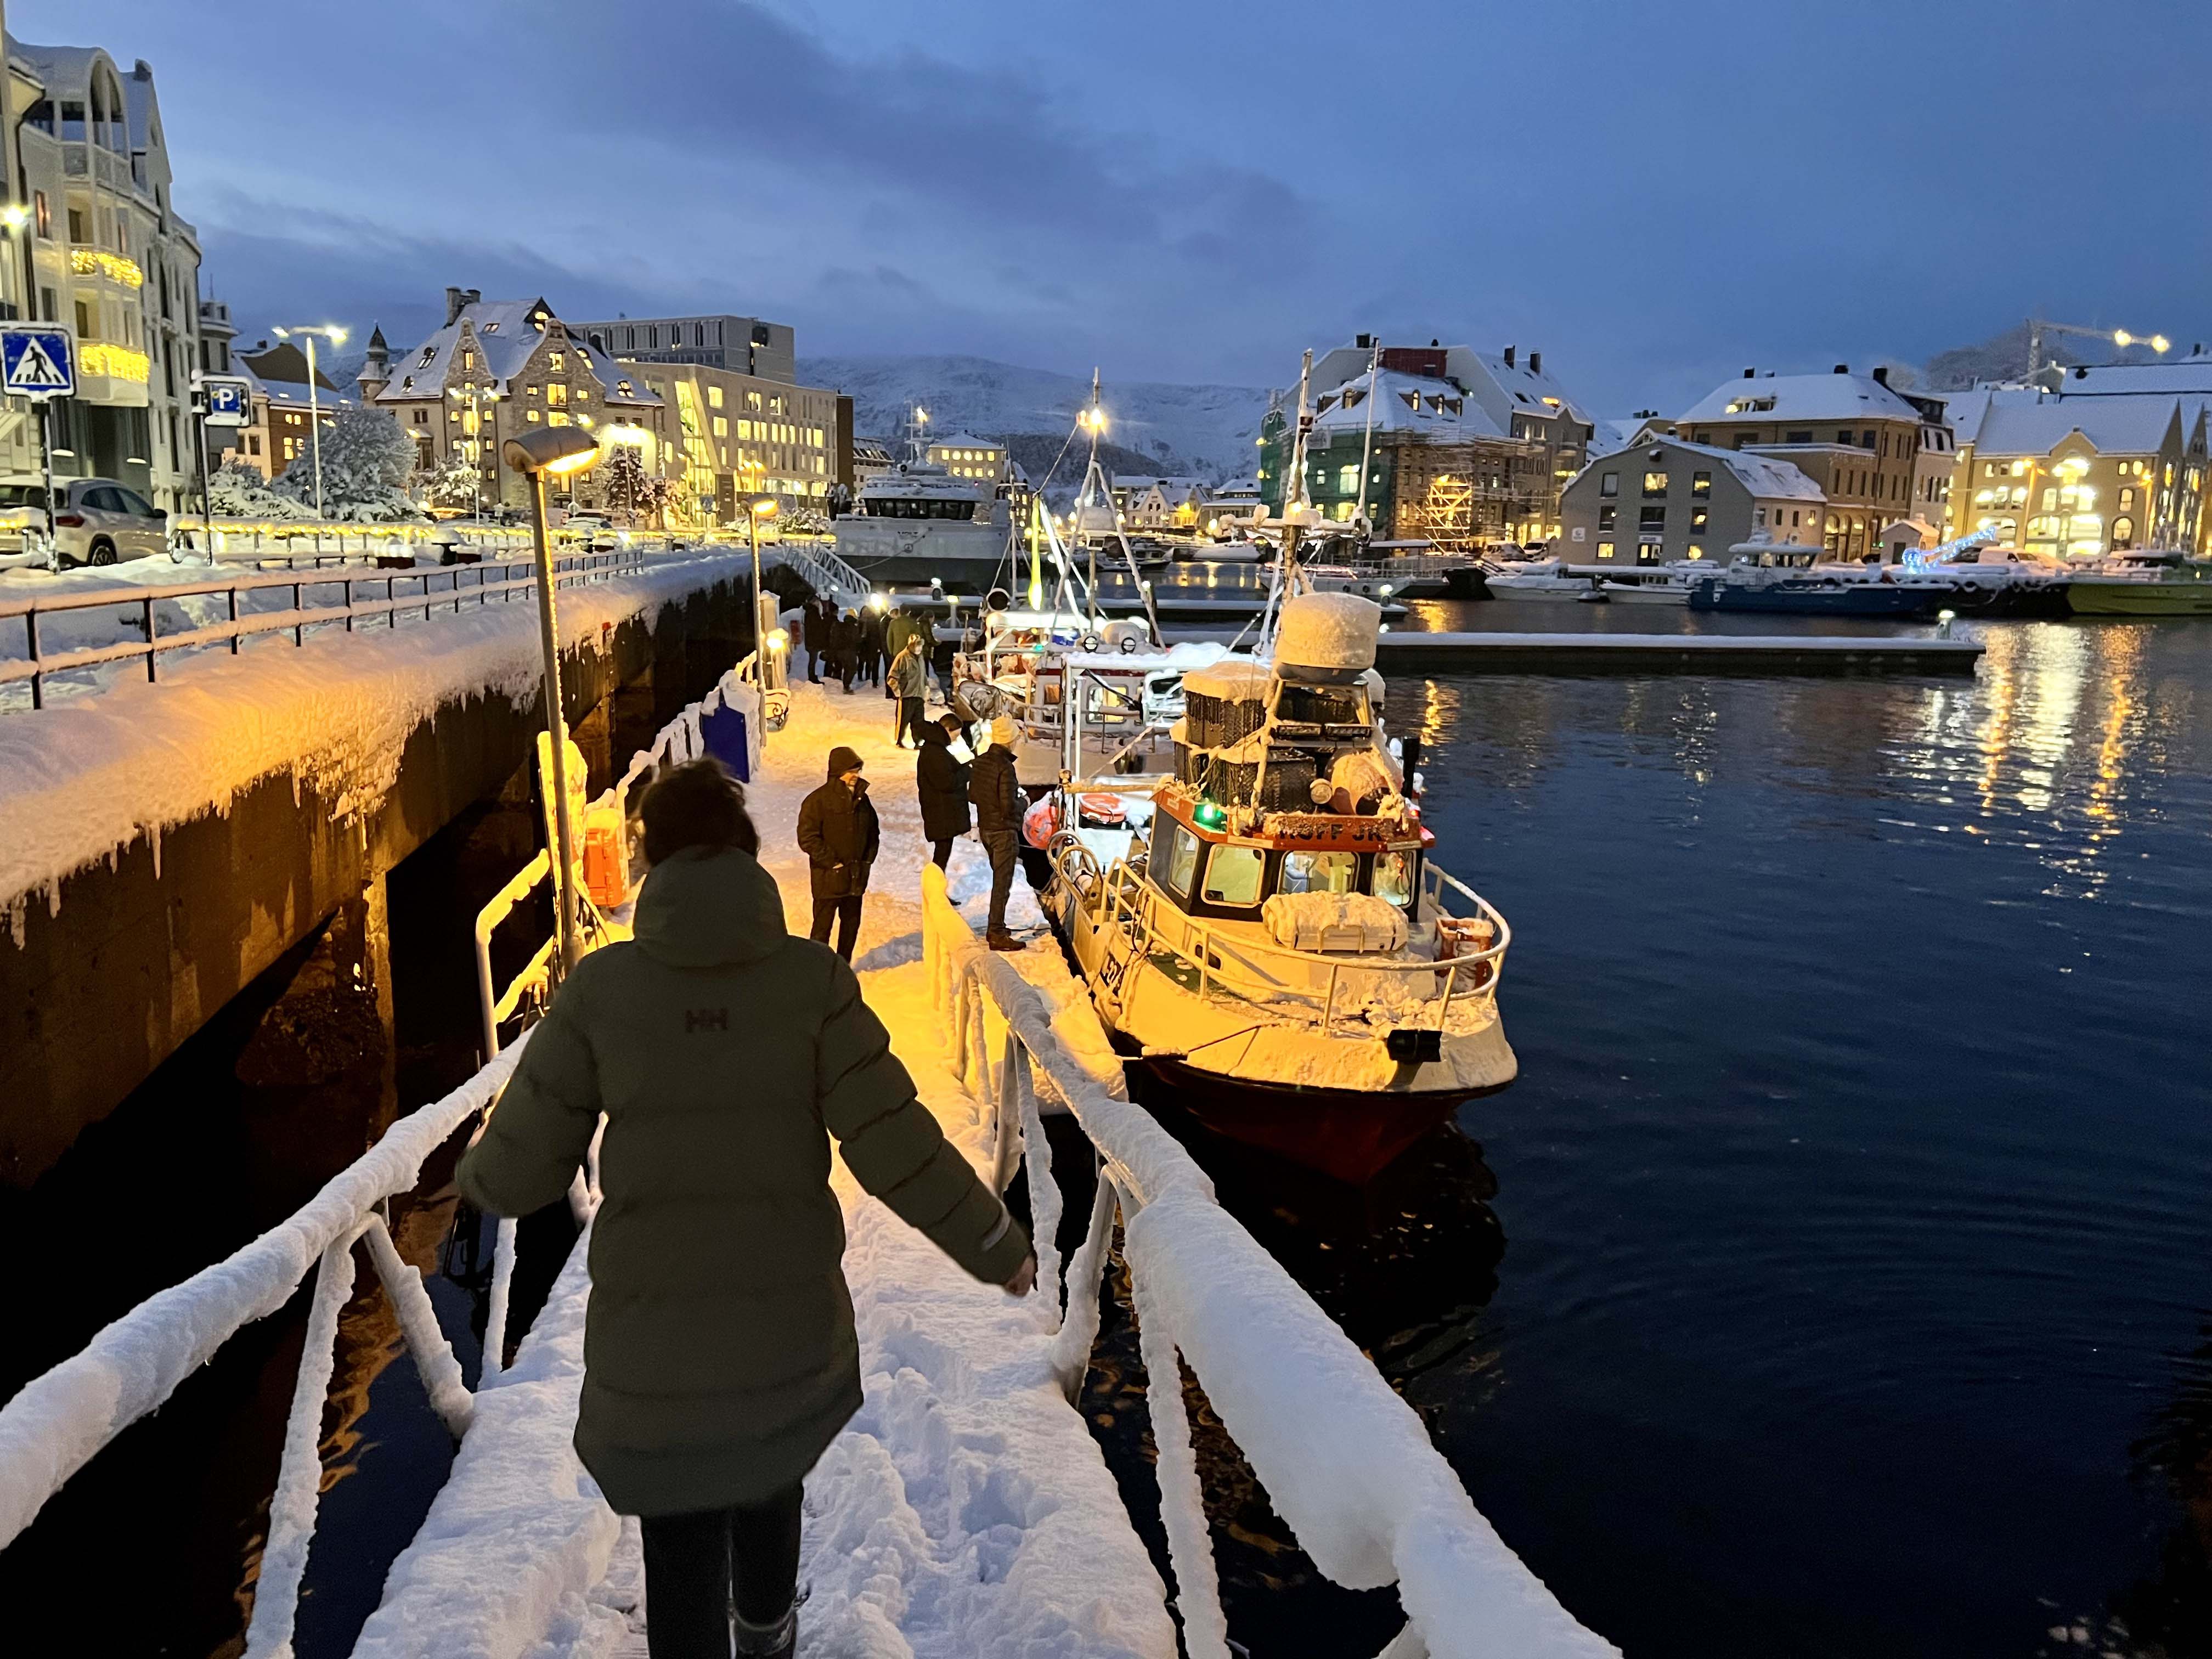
left=749, top=496, right=777, bottom=517
left=868, top=592, right=888, bottom=612
left=766, top=628, right=790, bottom=651
left=503, top=426, right=603, bottom=477
left=0, top=204, right=26, bottom=231
left=1193, top=801, right=1227, bottom=830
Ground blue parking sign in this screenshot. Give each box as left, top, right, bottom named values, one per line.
left=198, top=374, right=253, bottom=426
left=1, top=325, right=74, bottom=399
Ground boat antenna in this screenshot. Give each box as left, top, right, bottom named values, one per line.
left=1257, top=348, right=1315, bottom=658
left=1075, top=369, right=1164, bottom=647
left=1352, top=336, right=1379, bottom=536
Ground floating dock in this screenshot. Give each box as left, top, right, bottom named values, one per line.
left=1371, top=630, right=1982, bottom=676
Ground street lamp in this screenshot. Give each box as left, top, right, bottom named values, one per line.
left=272, top=323, right=348, bottom=518
left=502, top=424, right=603, bottom=973
left=743, top=495, right=777, bottom=663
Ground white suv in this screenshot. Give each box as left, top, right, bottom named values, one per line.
left=49, top=478, right=171, bottom=567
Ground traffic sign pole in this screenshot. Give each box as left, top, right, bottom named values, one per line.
left=38, top=400, right=55, bottom=567
left=3, top=325, right=77, bottom=569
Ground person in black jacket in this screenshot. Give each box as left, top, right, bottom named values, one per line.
left=833, top=611, right=859, bottom=695
left=915, top=716, right=970, bottom=871
left=967, top=715, right=1024, bottom=950
left=795, top=746, right=878, bottom=958
left=860, top=606, right=888, bottom=691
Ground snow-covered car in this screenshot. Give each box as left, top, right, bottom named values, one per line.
left=564, top=511, right=613, bottom=535
left=49, top=478, right=170, bottom=567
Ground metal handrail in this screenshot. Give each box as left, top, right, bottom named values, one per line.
left=1085, top=853, right=1510, bottom=1036
left=0, top=547, right=659, bottom=710
left=919, top=865, right=1610, bottom=1659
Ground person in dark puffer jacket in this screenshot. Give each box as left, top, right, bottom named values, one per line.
left=459, top=759, right=1034, bottom=1659
left=915, top=715, right=970, bottom=870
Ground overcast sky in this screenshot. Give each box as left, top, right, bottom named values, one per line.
left=33, top=0, right=2212, bottom=412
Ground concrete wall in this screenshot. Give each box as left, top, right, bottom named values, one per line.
left=0, top=577, right=751, bottom=1186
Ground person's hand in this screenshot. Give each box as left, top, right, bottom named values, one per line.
left=1003, top=1253, right=1037, bottom=1297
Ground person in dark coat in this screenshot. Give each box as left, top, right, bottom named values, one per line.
left=796, top=745, right=877, bottom=957
left=833, top=611, right=859, bottom=695
left=968, top=715, right=1025, bottom=950
left=860, top=606, right=888, bottom=691
left=458, top=759, right=1034, bottom=1659
left=915, top=716, right=970, bottom=870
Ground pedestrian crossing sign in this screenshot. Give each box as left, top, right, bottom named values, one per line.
left=1, top=325, right=73, bottom=399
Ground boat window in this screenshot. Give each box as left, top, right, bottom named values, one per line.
left=1156, top=819, right=1201, bottom=899
left=1201, top=845, right=1266, bottom=907
left=1280, top=850, right=1358, bottom=894
left=1374, top=850, right=1417, bottom=907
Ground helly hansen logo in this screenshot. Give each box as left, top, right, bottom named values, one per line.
left=685, top=1008, right=729, bottom=1033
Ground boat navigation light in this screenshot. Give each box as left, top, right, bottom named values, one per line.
left=1194, top=800, right=1227, bottom=829
left=1379, top=584, right=1394, bottom=596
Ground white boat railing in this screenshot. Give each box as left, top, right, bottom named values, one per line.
left=919, top=864, right=1610, bottom=1659
left=1058, top=847, right=1511, bottom=1038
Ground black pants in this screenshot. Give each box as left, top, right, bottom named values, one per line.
left=639, top=1483, right=803, bottom=1658
left=930, top=837, right=956, bottom=870
left=805, top=644, right=820, bottom=683
left=895, top=696, right=926, bottom=747
left=810, top=892, right=862, bottom=958
left=838, top=653, right=854, bottom=694
left=980, top=829, right=1019, bottom=933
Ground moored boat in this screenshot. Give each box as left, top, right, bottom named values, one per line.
left=1040, top=591, right=1515, bottom=1183
left=2062, top=550, right=2212, bottom=616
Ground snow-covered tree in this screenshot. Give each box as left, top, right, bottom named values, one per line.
left=206, top=461, right=312, bottom=521
left=599, top=444, right=648, bottom=518
left=420, top=450, right=483, bottom=514
left=276, top=407, right=423, bottom=521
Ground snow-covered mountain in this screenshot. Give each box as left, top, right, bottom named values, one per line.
left=798, top=354, right=1268, bottom=483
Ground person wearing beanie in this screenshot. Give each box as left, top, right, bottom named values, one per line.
left=967, top=717, right=1025, bottom=950
left=796, top=746, right=878, bottom=958
left=460, top=757, right=1036, bottom=1659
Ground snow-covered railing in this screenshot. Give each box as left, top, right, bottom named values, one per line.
left=0, top=545, right=658, bottom=710
left=764, top=537, right=870, bottom=606
left=0, top=1046, right=526, bottom=1659
left=168, top=519, right=538, bottom=562
left=919, top=863, right=1612, bottom=1659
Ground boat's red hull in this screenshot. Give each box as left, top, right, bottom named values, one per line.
left=1127, top=1053, right=1503, bottom=1186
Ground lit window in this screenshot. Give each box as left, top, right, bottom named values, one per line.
left=1374, top=851, right=1414, bottom=907
left=1280, top=851, right=1357, bottom=894
left=1596, top=540, right=1616, bottom=559
left=709, top=386, right=724, bottom=409
left=549, top=352, right=566, bottom=373
left=527, top=410, right=541, bottom=424
left=1642, top=471, right=1668, bottom=497
left=1690, top=470, right=1711, bottom=497
left=1201, top=846, right=1265, bottom=906
left=713, top=416, right=727, bottom=437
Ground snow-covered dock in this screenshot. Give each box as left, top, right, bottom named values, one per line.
left=0, top=669, right=1617, bottom=1659
left=1372, top=628, right=1983, bottom=675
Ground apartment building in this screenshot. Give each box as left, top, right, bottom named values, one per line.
left=1666, top=366, right=1946, bottom=562
left=567, top=313, right=795, bottom=383
left=1947, top=396, right=2208, bottom=557
left=1560, top=437, right=1826, bottom=565
left=4, top=31, right=202, bottom=508
left=364, top=288, right=666, bottom=515
left=624, top=357, right=840, bottom=524
left=927, top=432, right=1008, bottom=484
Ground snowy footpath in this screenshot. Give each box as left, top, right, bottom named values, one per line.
left=354, top=680, right=1178, bottom=1659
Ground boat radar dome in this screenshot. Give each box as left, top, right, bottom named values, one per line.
left=1274, top=592, right=1381, bottom=684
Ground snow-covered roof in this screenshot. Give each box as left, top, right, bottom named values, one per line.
left=1309, top=370, right=1508, bottom=442
left=930, top=431, right=1001, bottom=452
left=2056, top=357, right=2212, bottom=397
left=1678, top=371, right=1925, bottom=427
left=1471, top=351, right=1592, bottom=425
left=1592, top=417, right=1646, bottom=454
left=377, top=298, right=662, bottom=409
left=1577, top=437, right=1823, bottom=503
left=1967, top=397, right=2185, bottom=458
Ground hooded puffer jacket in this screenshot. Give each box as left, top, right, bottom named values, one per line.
left=796, top=748, right=879, bottom=899
left=457, top=846, right=1030, bottom=1517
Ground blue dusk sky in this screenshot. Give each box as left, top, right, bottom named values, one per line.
left=30, top=0, right=2212, bottom=411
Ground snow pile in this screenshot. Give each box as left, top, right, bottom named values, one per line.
left=360, top=677, right=1176, bottom=1658
left=1273, top=592, right=1380, bottom=678
left=1261, top=890, right=1409, bottom=953
left=0, top=1041, right=525, bottom=1550
left=0, top=552, right=749, bottom=921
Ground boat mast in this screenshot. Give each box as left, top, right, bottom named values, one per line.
left=1353, top=336, right=1380, bottom=535
left=1259, top=349, right=1315, bottom=657
left=1077, top=369, right=1163, bottom=646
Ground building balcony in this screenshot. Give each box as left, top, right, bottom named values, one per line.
left=68, top=247, right=145, bottom=290
left=72, top=342, right=152, bottom=407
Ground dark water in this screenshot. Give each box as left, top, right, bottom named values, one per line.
left=1379, top=612, right=2212, bottom=1656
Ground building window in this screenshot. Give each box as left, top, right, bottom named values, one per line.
left=1639, top=505, right=1666, bottom=532
left=1641, top=471, right=1668, bottom=497
left=1595, top=541, right=1616, bottom=560
left=1691, top=470, right=1711, bottom=498
left=709, top=386, right=725, bottom=409
left=1598, top=504, right=1616, bottom=531
left=549, top=351, right=566, bottom=373
left=2112, top=516, right=2135, bottom=548
left=2120, top=487, right=2136, bottom=511
left=32, top=191, right=49, bottom=239
left=1690, top=506, right=1709, bottom=533
left=1686, top=544, right=1705, bottom=560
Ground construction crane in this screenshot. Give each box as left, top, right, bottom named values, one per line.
left=2025, top=318, right=2170, bottom=380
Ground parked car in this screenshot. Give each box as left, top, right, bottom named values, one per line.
left=48, top=478, right=170, bottom=567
